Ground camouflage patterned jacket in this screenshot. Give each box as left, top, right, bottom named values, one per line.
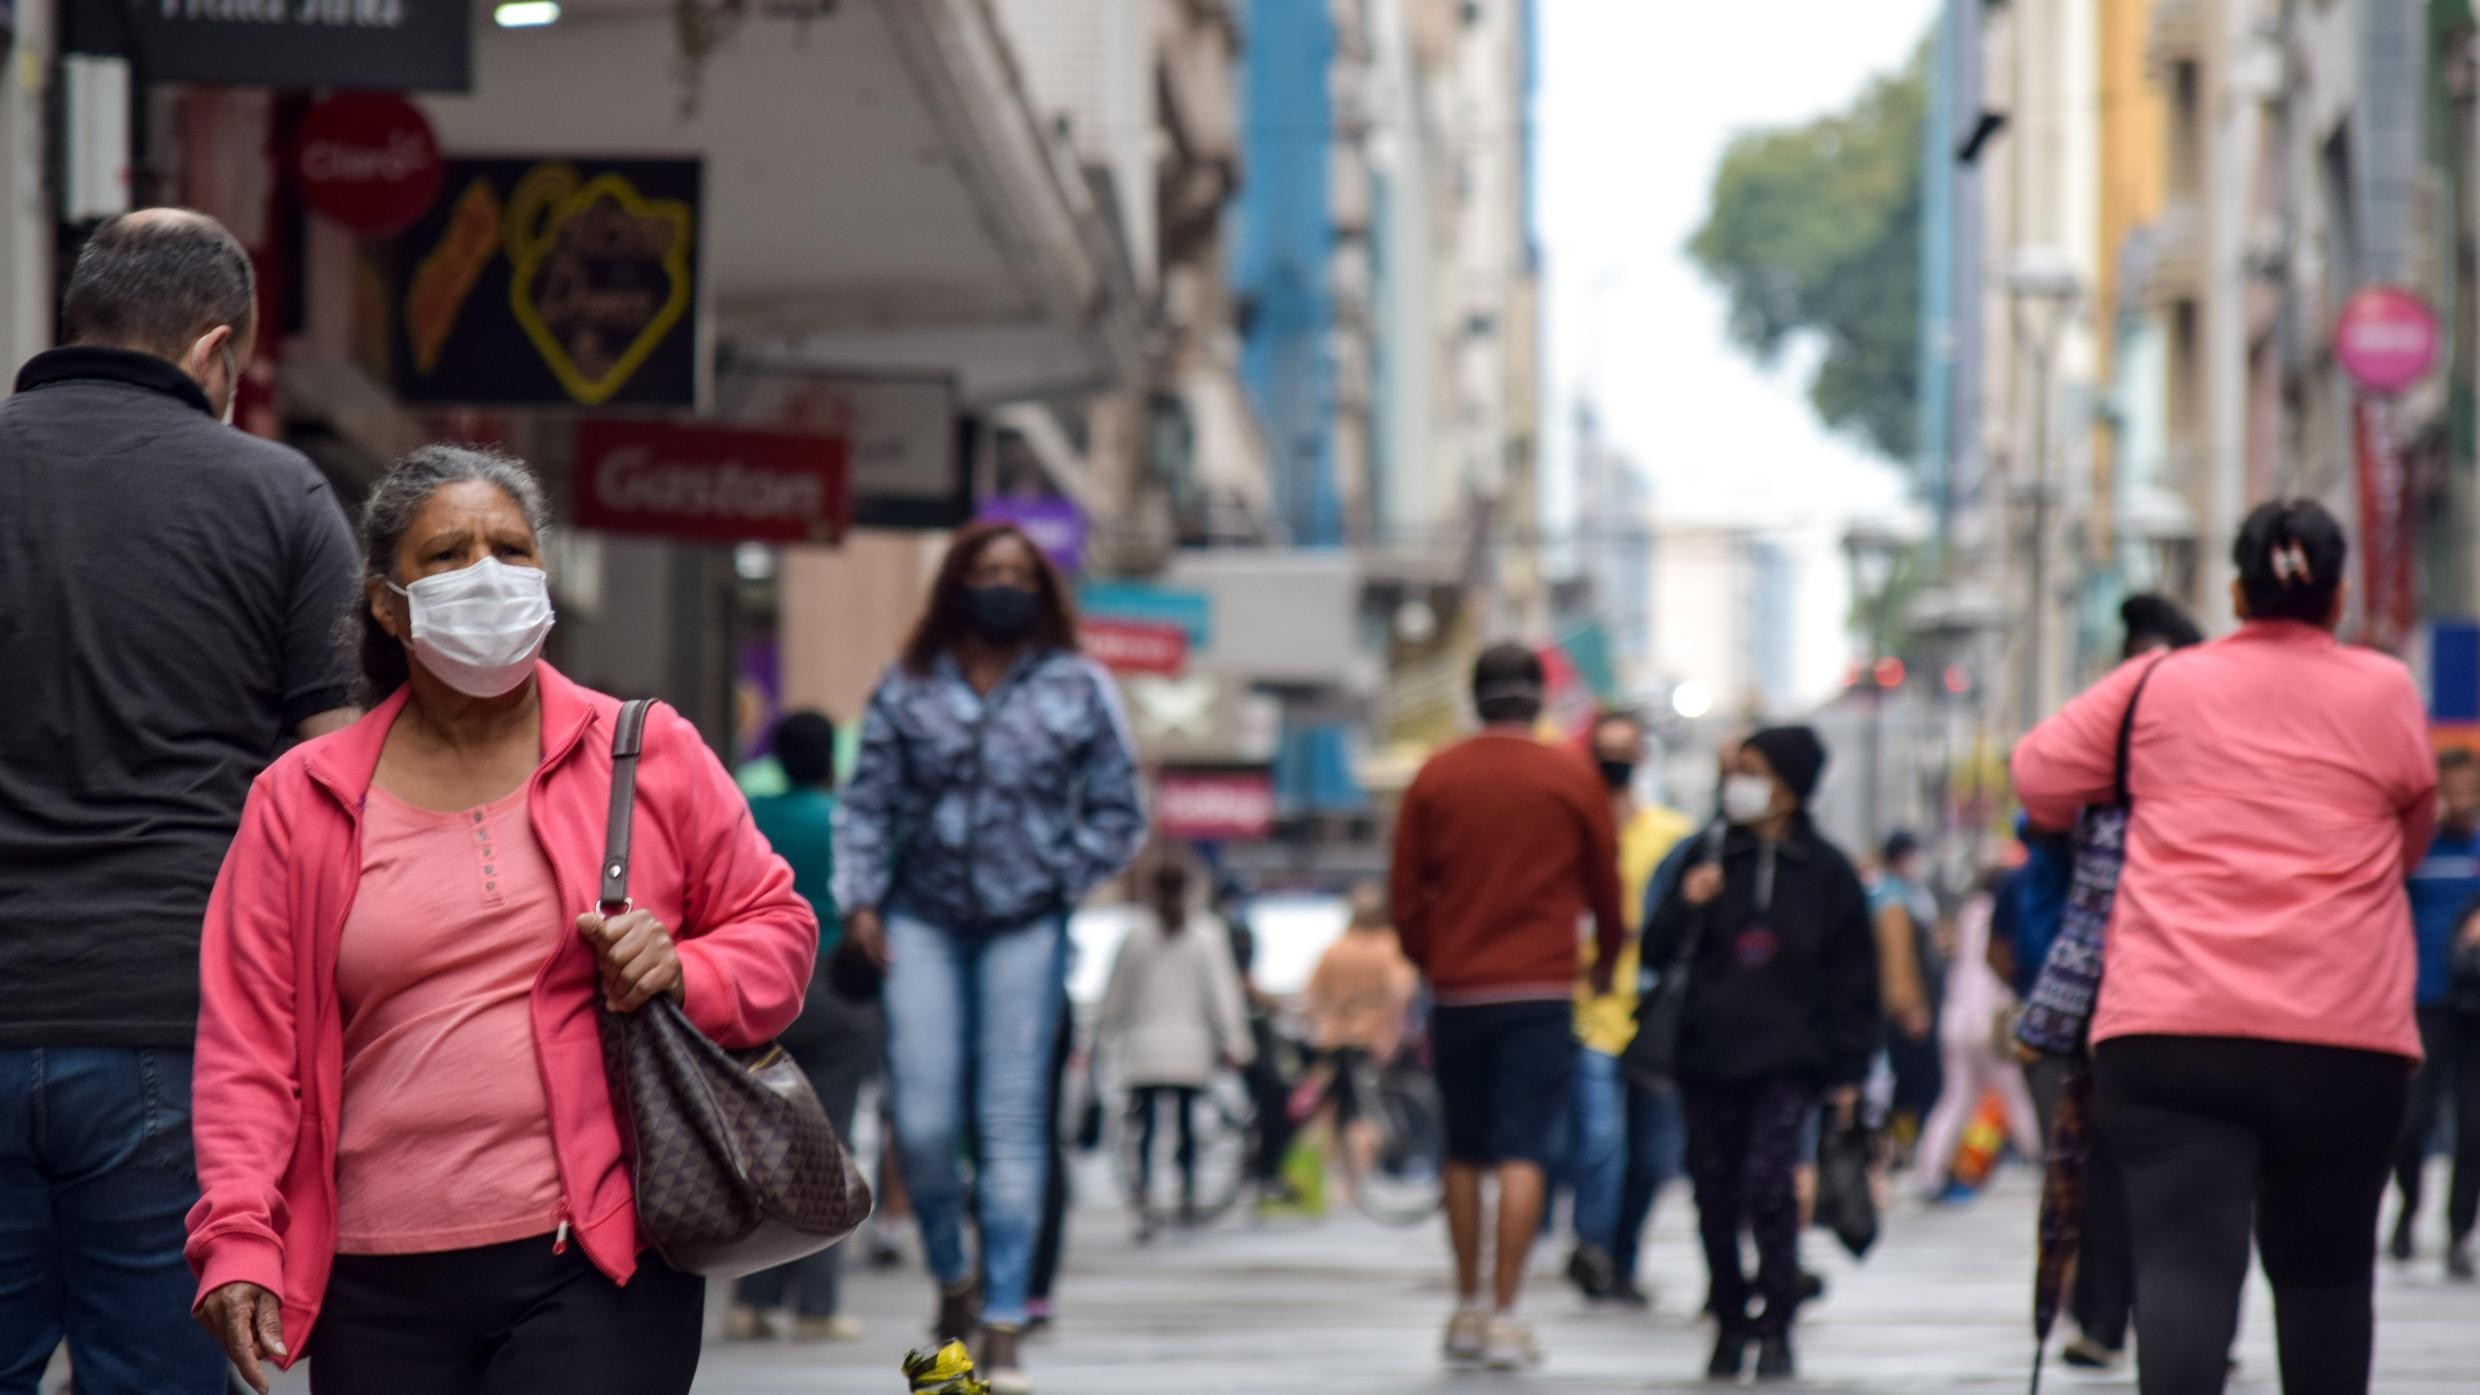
left=833, top=648, right=1145, bottom=930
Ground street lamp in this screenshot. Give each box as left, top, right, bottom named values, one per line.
left=2008, top=248, right=2084, bottom=734
left=1844, top=519, right=1909, bottom=846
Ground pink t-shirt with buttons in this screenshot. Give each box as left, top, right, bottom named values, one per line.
left=333, top=785, right=566, bottom=1254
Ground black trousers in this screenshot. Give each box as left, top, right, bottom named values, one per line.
left=1027, top=1008, right=1074, bottom=1305
left=2096, top=1036, right=2412, bottom=1395
left=1682, top=1077, right=1814, bottom=1338
left=1130, top=1086, right=1203, bottom=1207
left=311, top=1236, right=704, bottom=1395
left=2393, top=1005, right=2480, bottom=1241
left=2073, top=1116, right=2137, bottom=1349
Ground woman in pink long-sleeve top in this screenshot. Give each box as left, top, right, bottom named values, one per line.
left=2011, top=499, right=2433, bottom=1395
left=186, top=447, right=816, bottom=1395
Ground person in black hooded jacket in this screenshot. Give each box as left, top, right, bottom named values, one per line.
left=1642, top=725, right=1880, bottom=1382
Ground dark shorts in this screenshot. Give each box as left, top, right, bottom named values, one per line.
left=1429, top=1001, right=1577, bottom=1166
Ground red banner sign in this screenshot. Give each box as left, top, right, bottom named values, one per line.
left=2353, top=396, right=2417, bottom=653
left=1084, top=618, right=1189, bottom=675
left=573, top=419, right=851, bottom=546
left=295, top=93, right=442, bottom=238
left=1155, top=770, right=1276, bottom=841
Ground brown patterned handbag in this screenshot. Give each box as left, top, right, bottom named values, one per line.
left=594, top=699, right=873, bottom=1278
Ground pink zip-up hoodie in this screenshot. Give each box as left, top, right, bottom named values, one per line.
left=185, top=666, right=816, bottom=1366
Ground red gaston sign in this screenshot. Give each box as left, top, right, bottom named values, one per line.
left=1154, top=769, right=1275, bottom=841
left=294, top=93, right=443, bottom=238
left=1082, top=617, right=1189, bottom=675
left=573, top=419, right=851, bottom=545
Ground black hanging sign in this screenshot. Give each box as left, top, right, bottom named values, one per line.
left=118, top=2, right=474, bottom=93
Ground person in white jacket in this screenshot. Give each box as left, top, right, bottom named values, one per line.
left=1100, top=854, right=1256, bottom=1234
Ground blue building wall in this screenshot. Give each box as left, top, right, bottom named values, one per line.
left=1234, top=0, right=1342, bottom=546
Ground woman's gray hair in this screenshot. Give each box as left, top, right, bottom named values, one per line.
left=350, top=444, right=552, bottom=700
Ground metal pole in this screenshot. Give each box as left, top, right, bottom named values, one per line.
left=2021, top=334, right=2054, bottom=734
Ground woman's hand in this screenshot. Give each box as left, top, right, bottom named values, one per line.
left=1682, top=864, right=1724, bottom=907
left=846, top=907, right=890, bottom=969
left=577, top=908, right=686, bottom=1012
left=197, top=1281, right=286, bottom=1394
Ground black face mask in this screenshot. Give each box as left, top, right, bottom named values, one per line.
left=964, top=584, right=1040, bottom=643
left=1598, top=758, right=1636, bottom=792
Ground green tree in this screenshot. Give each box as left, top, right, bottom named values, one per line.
left=1688, top=47, right=1925, bottom=462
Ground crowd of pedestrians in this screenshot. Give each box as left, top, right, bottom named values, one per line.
left=1, top=207, right=2470, bottom=1395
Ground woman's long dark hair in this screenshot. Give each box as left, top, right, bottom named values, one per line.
left=899, top=521, right=1080, bottom=674
left=347, top=445, right=552, bottom=702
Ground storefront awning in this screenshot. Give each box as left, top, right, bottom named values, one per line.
left=418, top=0, right=1143, bottom=405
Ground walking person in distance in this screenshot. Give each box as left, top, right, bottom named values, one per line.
left=1098, top=853, right=1255, bottom=1239
left=728, top=710, right=881, bottom=1342
left=1642, top=726, right=1879, bottom=1382
left=187, top=447, right=820, bottom=1394
left=1390, top=643, right=1624, bottom=1372
left=1563, top=710, right=1693, bottom=1306
left=834, top=522, right=1146, bottom=1395
left=2012, top=500, right=2433, bottom=1395
left=2391, top=746, right=2480, bottom=1279
left=0, top=210, right=363, bottom=1395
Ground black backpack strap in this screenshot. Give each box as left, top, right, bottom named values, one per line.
left=602, top=699, right=655, bottom=913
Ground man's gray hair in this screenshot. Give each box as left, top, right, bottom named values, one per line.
left=61, top=209, right=256, bottom=357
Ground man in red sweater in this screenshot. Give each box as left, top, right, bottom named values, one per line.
left=1392, top=643, right=1624, bottom=1371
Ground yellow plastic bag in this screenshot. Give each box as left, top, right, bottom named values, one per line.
left=903, top=1340, right=991, bottom=1395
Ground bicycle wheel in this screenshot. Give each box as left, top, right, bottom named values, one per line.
left=1114, top=1074, right=1254, bottom=1228
left=1349, top=1066, right=1447, bottom=1226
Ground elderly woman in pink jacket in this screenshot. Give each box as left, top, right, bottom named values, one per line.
left=185, top=446, right=815, bottom=1395
left=2012, top=499, right=2433, bottom=1395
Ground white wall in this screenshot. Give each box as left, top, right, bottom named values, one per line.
left=989, top=0, right=1158, bottom=287
left=0, top=2, right=53, bottom=372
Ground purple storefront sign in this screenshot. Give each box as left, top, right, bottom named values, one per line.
left=977, top=496, right=1087, bottom=576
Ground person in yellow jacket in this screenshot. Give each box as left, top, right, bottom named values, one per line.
left=1563, top=711, right=1696, bottom=1305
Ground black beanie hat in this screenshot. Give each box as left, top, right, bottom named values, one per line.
left=1745, top=725, right=1828, bottom=804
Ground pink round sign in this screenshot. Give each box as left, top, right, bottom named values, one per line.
left=2335, top=286, right=2440, bottom=395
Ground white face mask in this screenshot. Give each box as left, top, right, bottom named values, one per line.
left=1721, top=773, right=1778, bottom=826
left=389, top=556, right=555, bottom=698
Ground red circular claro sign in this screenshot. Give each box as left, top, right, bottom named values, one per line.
left=2335, top=285, right=2441, bottom=395
left=294, top=94, right=443, bottom=238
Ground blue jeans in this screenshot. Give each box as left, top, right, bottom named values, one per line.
left=882, top=910, right=1067, bottom=1329
left=1569, top=1046, right=1685, bottom=1283
left=0, top=1047, right=228, bottom=1395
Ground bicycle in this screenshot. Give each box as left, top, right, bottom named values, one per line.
left=1109, top=1069, right=1255, bottom=1232
left=1282, top=1035, right=1448, bottom=1227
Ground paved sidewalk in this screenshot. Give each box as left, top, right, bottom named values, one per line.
left=668, top=1165, right=2473, bottom=1395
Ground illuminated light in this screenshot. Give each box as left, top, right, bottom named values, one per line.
left=1943, top=664, right=1971, bottom=695
left=1671, top=680, right=1713, bottom=721
left=1873, top=657, right=1907, bottom=689
left=495, top=2, right=561, bottom=27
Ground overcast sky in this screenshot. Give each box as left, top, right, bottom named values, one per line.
left=1536, top=0, right=1940, bottom=701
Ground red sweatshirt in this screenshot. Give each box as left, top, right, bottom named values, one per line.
left=1389, top=730, right=1624, bottom=1004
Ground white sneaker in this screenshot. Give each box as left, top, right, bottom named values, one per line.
left=1484, top=1317, right=1541, bottom=1371
left=1443, top=1308, right=1490, bottom=1365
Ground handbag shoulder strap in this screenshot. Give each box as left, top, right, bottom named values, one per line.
left=2111, top=656, right=2170, bottom=808
left=602, top=699, right=655, bottom=913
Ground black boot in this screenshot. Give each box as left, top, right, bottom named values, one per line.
left=933, top=1281, right=979, bottom=1343
left=2449, top=1236, right=2475, bottom=1282
left=1754, top=1333, right=1796, bottom=1382
left=2390, top=1210, right=2416, bottom=1262
left=1706, top=1328, right=1750, bottom=1381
